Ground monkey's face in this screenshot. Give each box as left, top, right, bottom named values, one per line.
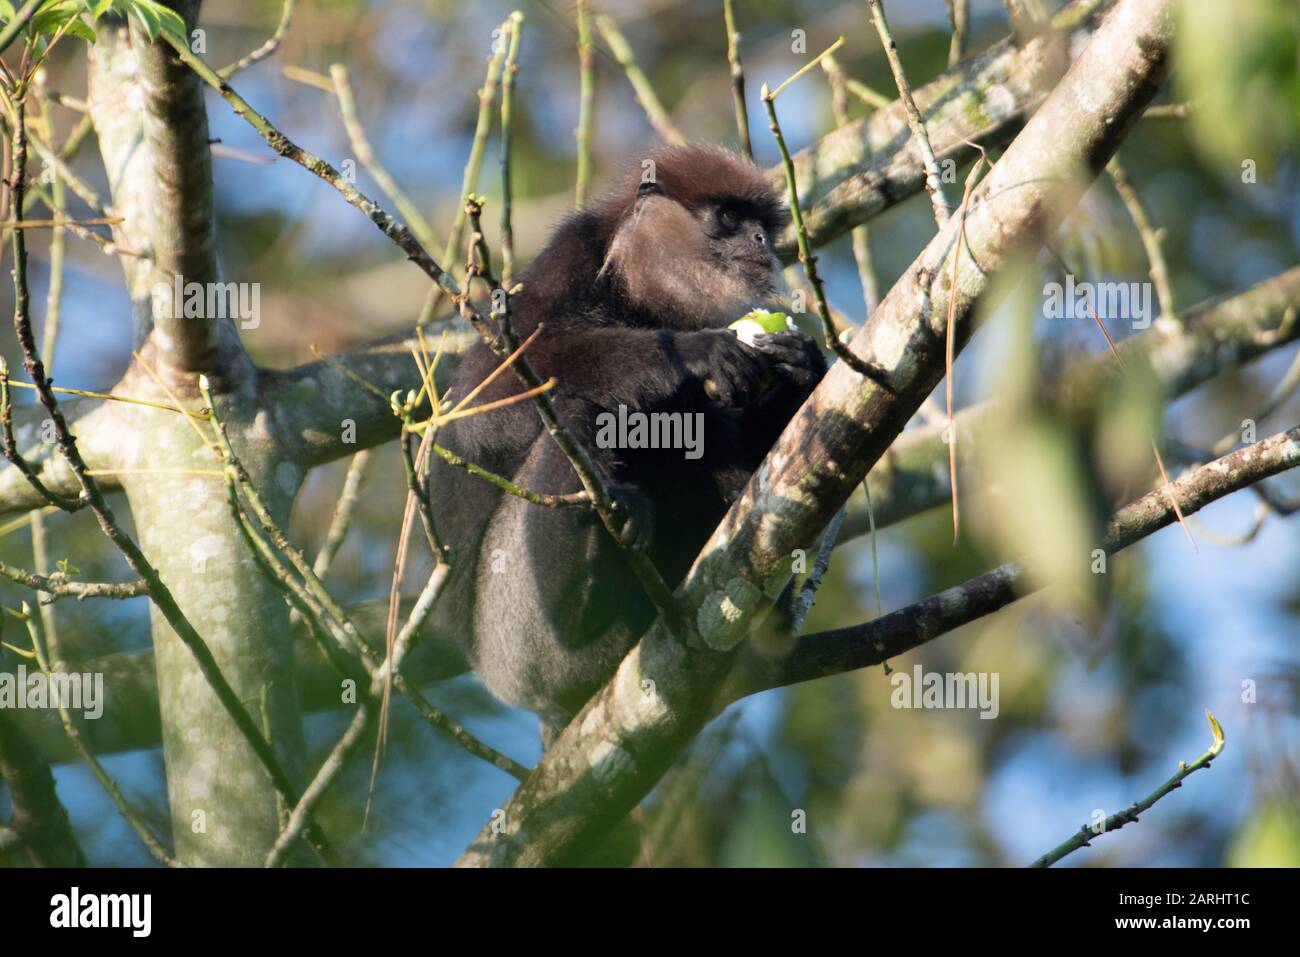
left=604, top=190, right=783, bottom=331
left=700, top=199, right=782, bottom=295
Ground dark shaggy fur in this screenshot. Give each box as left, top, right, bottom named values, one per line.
left=426, top=144, right=825, bottom=742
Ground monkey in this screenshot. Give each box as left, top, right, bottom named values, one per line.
left=426, top=144, right=827, bottom=745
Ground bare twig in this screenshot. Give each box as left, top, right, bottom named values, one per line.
left=595, top=13, right=683, bottom=144
left=312, top=450, right=371, bottom=579
left=432, top=441, right=589, bottom=508
left=722, top=0, right=752, bottom=158
left=823, top=54, right=880, bottom=316
left=330, top=63, right=438, bottom=254
left=867, top=0, right=951, bottom=229
left=762, top=423, right=1300, bottom=694
left=1107, top=155, right=1176, bottom=325
left=947, top=0, right=970, bottom=66
left=763, top=42, right=886, bottom=382
left=420, top=17, right=510, bottom=322
left=786, top=507, right=846, bottom=633
left=1031, top=711, right=1225, bottom=867
left=575, top=0, right=596, bottom=207
left=1211, top=345, right=1300, bottom=456
left=942, top=146, right=989, bottom=542
left=0, top=561, right=147, bottom=598
left=219, top=0, right=296, bottom=79
left=499, top=12, right=523, bottom=291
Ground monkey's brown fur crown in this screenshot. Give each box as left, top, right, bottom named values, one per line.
left=595, top=143, right=790, bottom=237
left=519, top=144, right=789, bottom=333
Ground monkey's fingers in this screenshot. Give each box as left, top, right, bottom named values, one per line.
left=609, top=483, right=655, bottom=552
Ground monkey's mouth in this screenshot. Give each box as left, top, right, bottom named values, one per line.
left=731, top=252, right=776, bottom=270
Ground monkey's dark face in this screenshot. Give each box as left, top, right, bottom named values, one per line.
left=698, top=198, right=781, bottom=292
left=589, top=145, right=789, bottom=331
left=603, top=189, right=783, bottom=330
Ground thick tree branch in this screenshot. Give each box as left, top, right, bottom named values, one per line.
left=0, top=709, right=85, bottom=867
left=843, top=265, right=1300, bottom=538
left=455, top=0, right=1175, bottom=868
left=746, top=424, right=1300, bottom=694
left=777, top=0, right=1110, bottom=259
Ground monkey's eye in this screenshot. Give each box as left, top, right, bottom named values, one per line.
left=715, top=206, right=739, bottom=233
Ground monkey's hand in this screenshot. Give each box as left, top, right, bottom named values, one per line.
left=680, top=329, right=769, bottom=406
left=750, top=331, right=828, bottom=395
left=607, top=481, right=654, bottom=552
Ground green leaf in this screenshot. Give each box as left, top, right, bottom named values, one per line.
left=117, top=0, right=185, bottom=46
left=133, top=5, right=158, bottom=40
left=30, top=0, right=90, bottom=37
left=1205, top=709, right=1225, bottom=754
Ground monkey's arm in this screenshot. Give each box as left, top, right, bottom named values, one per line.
left=535, top=325, right=773, bottom=414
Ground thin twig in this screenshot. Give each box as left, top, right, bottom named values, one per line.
left=1142, top=102, right=1194, bottom=120
left=218, top=0, right=296, bottom=79
left=419, top=19, right=511, bottom=321
left=0, top=561, right=147, bottom=598
left=942, top=147, right=989, bottom=542
left=3, top=215, right=120, bottom=229
left=575, top=0, right=596, bottom=207
left=1106, top=156, right=1176, bottom=325
left=499, top=12, right=523, bottom=291
left=1030, top=711, right=1225, bottom=867
left=432, top=441, right=590, bottom=508
left=763, top=44, right=884, bottom=382
left=313, top=450, right=370, bottom=579
left=330, top=63, right=438, bottom=253
left=823, top=54, right=880, bottom=316
left=946, top=0, right=969, bottom=66
left=867, top=0, right=950, bottom=229
left=722, top=0, right=752, bottom=159
left=787, top=508, right=846, bottom=632
left=1211, top=345, right=1300, bottom=456
left=595, top=13, right=683, bottom=144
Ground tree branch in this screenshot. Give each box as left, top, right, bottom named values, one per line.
left=0, top=709, right=85, bottom=867
left=778, top=0, right=1111, bottom=259
left=454, top=0, right=1175, bottom=868
left=842, top=264, right=1300, bottom=539
left=748, top=424, right=1300, bottom=693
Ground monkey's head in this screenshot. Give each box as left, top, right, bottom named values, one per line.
left=595, top=145, right=790, bottom=330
